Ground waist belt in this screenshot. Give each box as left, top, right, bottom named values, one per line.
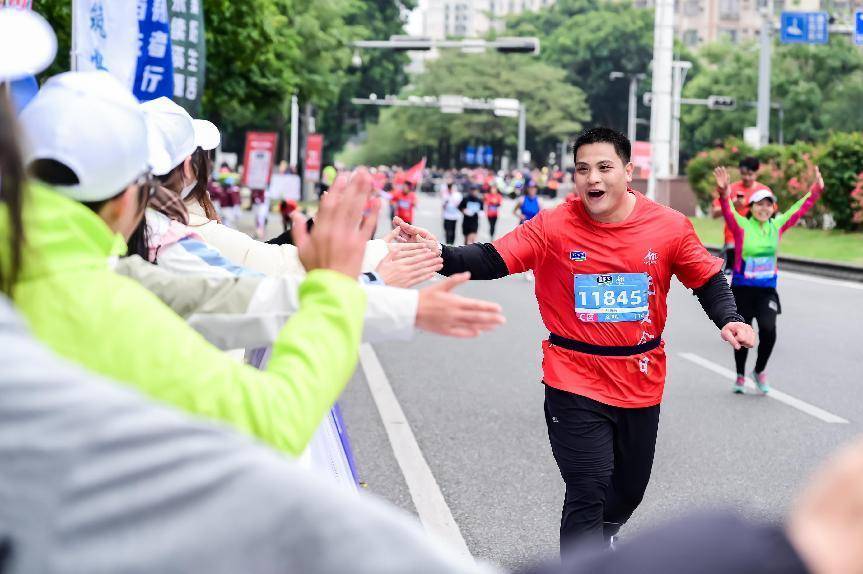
left=548, top=333, right=661, bottom=357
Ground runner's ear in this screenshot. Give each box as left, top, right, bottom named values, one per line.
left=624, top=161, right=635, bottom=184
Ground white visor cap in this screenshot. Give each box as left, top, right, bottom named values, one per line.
left=140, top=97, right=196, bottom=176
left=19, top=71, right=150, bottom=202
left=749, top=189, right=776, bottom=205
left=193, top=119, right=221, bottom=151
left=0, top=8, right=57, bottom=81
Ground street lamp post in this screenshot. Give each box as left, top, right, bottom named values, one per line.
left=609, top=71, right=646, bottom=143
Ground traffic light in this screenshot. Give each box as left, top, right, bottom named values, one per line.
left=707, top=95, right=736, bottom=110
left=494, top=37, right=540, bottom=55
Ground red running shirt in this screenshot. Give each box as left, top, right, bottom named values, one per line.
left=484, top=193, right=502, bottom=217
left=493, top=191, right=722, bottom=408
left=392, top=190, right=417, bottom=223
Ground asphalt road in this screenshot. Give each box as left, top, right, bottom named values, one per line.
left=333, top=191, right=862, bottom=570
left=242, top=191, right=860, bottom=570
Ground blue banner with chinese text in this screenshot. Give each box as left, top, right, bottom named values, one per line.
left=133, top=0, right=174, bottom=102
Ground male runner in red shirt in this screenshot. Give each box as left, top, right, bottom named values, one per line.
left=392, top=127, right=755, bottom=552
left=391, top=182, right=417, bottom=224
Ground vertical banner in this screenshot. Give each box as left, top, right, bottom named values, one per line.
left=632, top=141, right=652, bottom=179
left=133, top=0, right=173, bottom=101
left=73, top=0, right=138, bottom=88
left=169, top=0, right=205, bottom=114
left=242, top=132, right=278, bottom=190
left=304, top=134, right=323, bottom=183
left=5, top=0, right=34, bottom=8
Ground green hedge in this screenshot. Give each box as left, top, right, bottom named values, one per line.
left=685, top=133, right=863, bottom=231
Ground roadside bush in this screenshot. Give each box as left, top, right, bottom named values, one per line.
left=816, top=132, right=863, bottom=231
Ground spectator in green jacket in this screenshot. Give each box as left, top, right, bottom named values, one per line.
left=1, top=70, right=375, bottom=456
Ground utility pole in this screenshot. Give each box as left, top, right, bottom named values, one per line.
left=609, top=72, right=646, bottom=143
left=671, top=60, right=692, bottom=176
left=756, top=0, right=774, bottom=148
left=648, top=0, right=675, bottom=200
left=289, top=94, right=299, bottom=168
left=517, top=103, right=527, bottom=170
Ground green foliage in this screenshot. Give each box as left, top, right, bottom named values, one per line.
left=506, top=0, right=654, bottom=134
left=345, top=51, right=590, bottom=166
left=680, top=39, right=863, bottom=156
left=816, top=132, right=863, bottom=231
left=318, top=0, right=416, bottom=163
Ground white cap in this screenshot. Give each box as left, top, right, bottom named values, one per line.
left=18, top=71, right=150, bottom=202
left=0, top=8, right=57, bottom=81
left=193, top=119, right=221, bottom=151
left=749, top=189, right=776, bottom=204
left=140, top=97, right=196, bottom=176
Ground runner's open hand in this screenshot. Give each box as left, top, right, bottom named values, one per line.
left=720, top=321, right=756, bottom=350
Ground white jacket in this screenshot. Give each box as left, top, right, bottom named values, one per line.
left=186, top=201, right=390, bottom=275
left=140, top=210, right=417, bottom=345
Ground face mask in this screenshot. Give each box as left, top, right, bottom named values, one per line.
left=180, top=180, right=196, bottom=200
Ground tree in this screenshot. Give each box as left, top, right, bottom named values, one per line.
left=318, top=0, right=416, bottom=163
left=679, top=39, right=863, bottom=157
left=344, top=51, right=590, bottom=167
left=506, top=0, right=657, bottom=135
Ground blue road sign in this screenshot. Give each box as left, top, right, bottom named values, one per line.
left=780, top=11, right=829, bottom=44
left=855, top=11, right=863, bottom=46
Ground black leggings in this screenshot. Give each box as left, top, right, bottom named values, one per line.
left=488, top=216, right=498, bottom=239
left=731, top=285, right=780, bottom=375
left=544, top=385, right=660, bottom=552
left=443, top=219, right=457, bottom=245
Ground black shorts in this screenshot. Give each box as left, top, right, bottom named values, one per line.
left=462, top=217, right=479, bottom=236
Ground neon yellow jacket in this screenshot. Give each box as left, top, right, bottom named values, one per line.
left=1, top=183, right=366, bottom=456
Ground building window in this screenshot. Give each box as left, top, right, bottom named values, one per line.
left=720, top=28, right=739, bottom=42
left=719, top=0, right=740, bottom=19
left=683, top=0, right=701, bottom=16
left=683, top=29, right=700, bottom=45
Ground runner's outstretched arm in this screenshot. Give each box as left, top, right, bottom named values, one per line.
left=692, top=272, right=744, bottom=329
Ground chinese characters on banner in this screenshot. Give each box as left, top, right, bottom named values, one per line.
left=133, top=0, right=174, bottom=101
left=242, top=132, right=279, bottom=191
left=304, top=134, right=324, bottom=183
left=4, top=0, right=34, bottom=8
left=73, top=0, right=138, bottom=89
left=169, top=0, right=206, bottom=114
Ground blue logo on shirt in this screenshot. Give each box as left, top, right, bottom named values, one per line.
left=570, top=250, right=587, bottom=261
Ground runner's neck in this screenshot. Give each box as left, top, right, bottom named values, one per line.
left=589, top=191, right=637, bottom=224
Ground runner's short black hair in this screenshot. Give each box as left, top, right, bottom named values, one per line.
left=739, top=156, right=760, bottom=172
left=572, top=127, right=631, bottom=164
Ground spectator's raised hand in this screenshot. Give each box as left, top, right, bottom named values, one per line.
left=292, top=169, right=378, bottom=279
left=375, top=243, right=443, bottom=288
left=415, top=273, right=505, bottom=338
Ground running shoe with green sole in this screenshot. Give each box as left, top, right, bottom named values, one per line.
left=751, top=371, right=770, bottom=394
left=733, top=376, right=746, bottom=394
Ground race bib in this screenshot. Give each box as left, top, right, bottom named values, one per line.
left=464, top=206, right=479, bottom=216
left=574, top=273, right=650, bottom=323
left=743, top=256, right=777, bottom=279
left=398, top=200, right=412, bottom=209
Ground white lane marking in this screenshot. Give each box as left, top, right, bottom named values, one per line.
left=781, top=270, right=863, bottom=290
left=358, top=344, right=472, bottom=557
left=679, top=352, right=849, bottom=424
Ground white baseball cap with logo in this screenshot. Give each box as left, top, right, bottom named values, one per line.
left=748, top=189, right=776, bottom=205
left=18, top=71, right=152, bottom=202
left=0, top=8, right=57, bottom=81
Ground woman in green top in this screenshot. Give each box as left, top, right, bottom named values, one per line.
left=714, top=166, right=824, bottom=394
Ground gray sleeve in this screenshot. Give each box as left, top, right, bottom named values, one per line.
left=0, top=298, right=494, bottom=574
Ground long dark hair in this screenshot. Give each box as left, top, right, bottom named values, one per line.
left=187, top=148, right=219, bottom=221
left=0, top=89, right=26, bottom=298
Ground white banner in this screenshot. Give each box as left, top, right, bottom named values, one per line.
left=73, top=0, right=138, bottom=89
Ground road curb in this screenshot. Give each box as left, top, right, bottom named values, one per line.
left=705, top=245, right=863, bottom=283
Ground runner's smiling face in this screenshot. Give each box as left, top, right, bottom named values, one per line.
left=751, top=198, right=775, bottom=222
left=574, top=142, right=635, bottom=222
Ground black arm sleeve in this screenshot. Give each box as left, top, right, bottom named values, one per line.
left=439, top=243, right=509, bottom=279
left=693, top=271, right=744, bottom=329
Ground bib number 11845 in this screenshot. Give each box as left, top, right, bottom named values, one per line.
left=574, top=273, right=650, bottom=323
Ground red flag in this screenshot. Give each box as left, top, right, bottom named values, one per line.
left=402, top=158, right=426, bottom=187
